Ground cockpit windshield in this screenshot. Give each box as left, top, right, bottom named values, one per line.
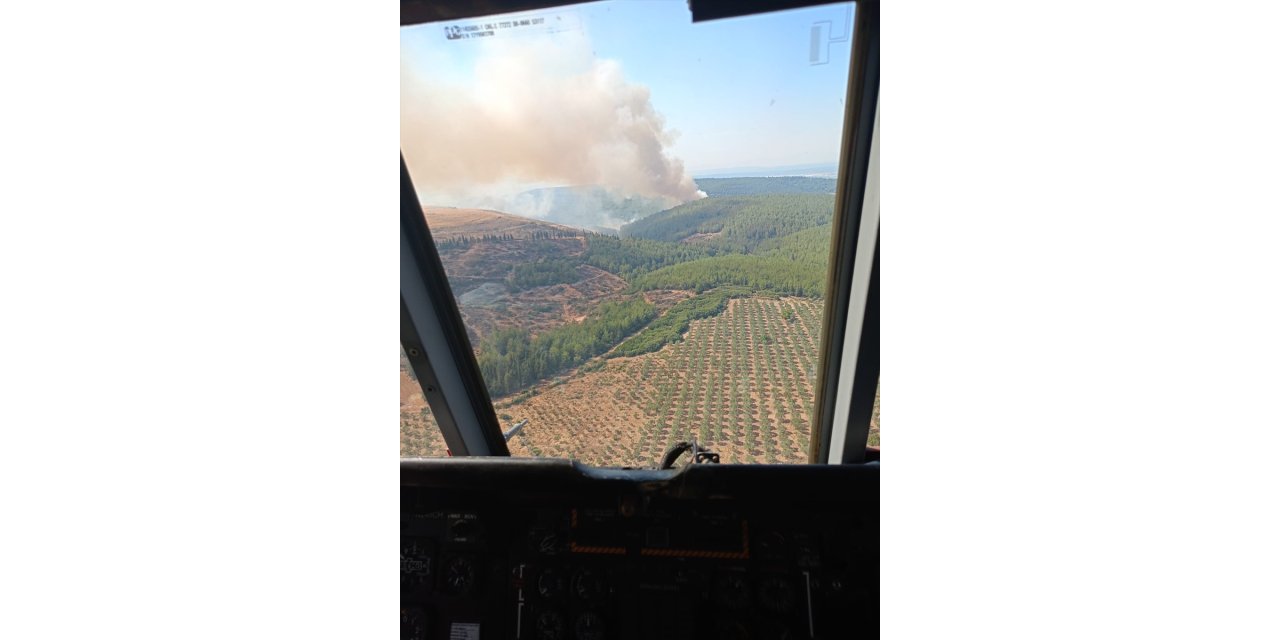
left=400, top=0, right=875, bottom=465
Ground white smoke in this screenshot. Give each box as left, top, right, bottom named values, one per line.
left=505, top=186, right=675, bottom=231
left=401, top=33, right=706, bottom=209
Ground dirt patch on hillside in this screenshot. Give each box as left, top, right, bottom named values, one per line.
left=642, top=289, right=696, bottom=310
left=458, top=266, right=630, bottom=342
left=680, top=231, right=723, bottom=245
left=424, top=206, right=582, bottom=240
left=423, top=208, right=632, bottom=345
left=437, top=237, right=585, bottom=295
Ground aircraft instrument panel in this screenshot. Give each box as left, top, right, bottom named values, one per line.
left=402, top=459, right=878, bottom=639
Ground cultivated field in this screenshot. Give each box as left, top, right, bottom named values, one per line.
left=503, top=296, right=823, bottom=465
left=400, top=353, right=447, bottom=457
left=401, top=297, right=882, bottom=464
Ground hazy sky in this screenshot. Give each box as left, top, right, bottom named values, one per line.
left=401, top=1, right=853, bottom=202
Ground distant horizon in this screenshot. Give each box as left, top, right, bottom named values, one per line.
left=690, top=161, right=839, bottom=179
left=414, top=166, right=840, bottom=197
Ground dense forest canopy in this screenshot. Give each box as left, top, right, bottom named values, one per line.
left=619, top=193, right=834, bottom=253
left=508, top=258, right=580, bottom=292
left=582, top=235, right=715, bottom=280
left=627, top=223, right=832, bottom=297
left=475, top=298, right=656, bottom=397
left=693, top=176, right=836, bottom=197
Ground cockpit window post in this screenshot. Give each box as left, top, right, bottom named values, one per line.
left=401, top=156, right=510, bottom=456
left=810, top=0, right=878, bottom=464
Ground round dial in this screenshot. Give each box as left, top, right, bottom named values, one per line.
left=529, top=529, right=561, bottom=555
left=537, top=568, right=566, bottom=600
left=443, top=556, right=476, bottom=595
left=572, top=569, right=606, bottom=602
left=573, top=612, right=605, bottom=640
left=535, top=610, right=566, bottom=640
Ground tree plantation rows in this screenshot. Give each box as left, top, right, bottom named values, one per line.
left=631, top=297, right=824, bottom=465
left=400, top=352, right=448, bottom=457
left=400, top=295, right=873, bottom=463
left=435, top=228, right=580, bottom=249
left=503, top=296, right=825, bottom=465
left=611, top=286, right=754, bottom=357
left=400, top=404, right=448, bottom=458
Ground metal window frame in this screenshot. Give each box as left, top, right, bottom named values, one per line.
left=401, top=157, right=510, bottom=456
left=401, top=0, right=850, bottom=26
left=809, top=0, right=879, bottom=464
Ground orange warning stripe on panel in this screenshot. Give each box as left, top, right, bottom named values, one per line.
left=569, top=543, right=628, bottom=555
left=568, top=510, right=626, bottom=554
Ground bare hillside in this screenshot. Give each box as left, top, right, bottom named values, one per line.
left=424, top=206, right=584, bottom=240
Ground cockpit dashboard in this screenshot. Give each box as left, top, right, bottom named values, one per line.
left=402, top=458, right=878, bottom=639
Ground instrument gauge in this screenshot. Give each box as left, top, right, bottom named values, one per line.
left=535, top=609, right=566, bottom=640
left=442, top=556, right=476, bottom=595
left=573, top=612, right=605, bottom=640
left=537, top=568, right=566, bottom=600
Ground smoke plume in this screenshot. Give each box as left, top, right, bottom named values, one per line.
left=401, top=35, right=706, bottom=209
